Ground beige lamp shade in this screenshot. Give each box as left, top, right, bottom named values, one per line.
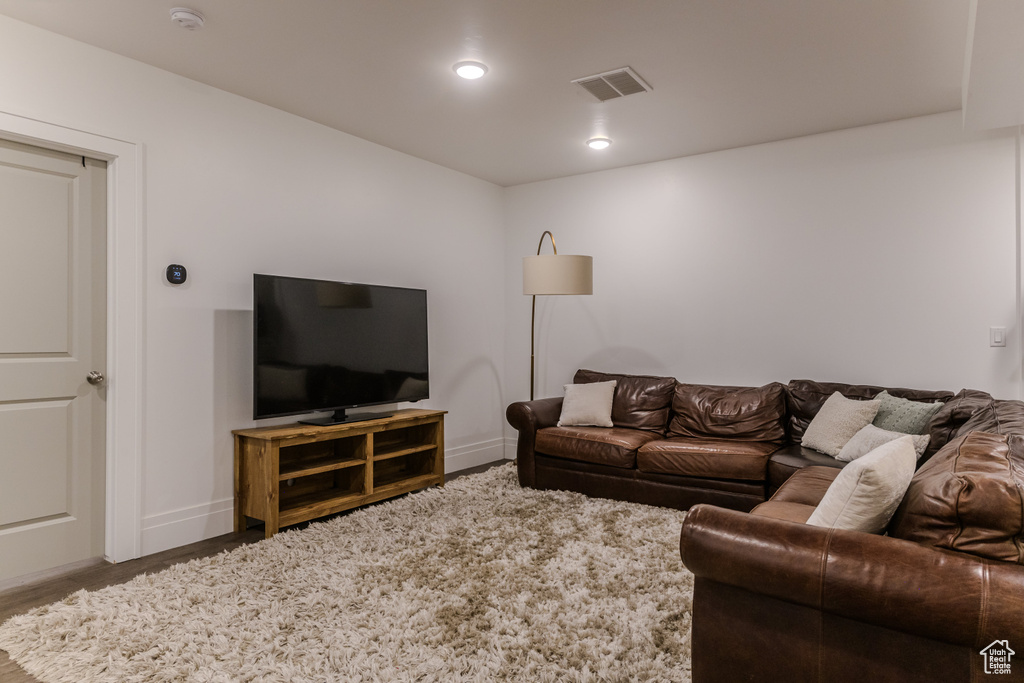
left=523, top=254, right=593, bottom=295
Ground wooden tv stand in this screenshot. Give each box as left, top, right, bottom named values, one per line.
left=233, top=409, right=445, bottom=538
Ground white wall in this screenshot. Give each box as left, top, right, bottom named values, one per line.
left=2, top=15, right=1021, bottom=559
left=0, top=16, right=508, bottom=555
left=504, top=112, right=1020, bottom=430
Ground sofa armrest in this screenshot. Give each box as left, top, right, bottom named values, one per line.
left=506, top=396, right=563, bottom=432
left=505, top=397, right=563, bottom=488
left=679, top=504, right=1024, bottom=649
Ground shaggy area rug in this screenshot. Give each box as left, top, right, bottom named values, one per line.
left=0, top=463, right=693, bottom=682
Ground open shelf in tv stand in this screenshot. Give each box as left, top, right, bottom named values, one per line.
left=233, top=409, right=445, bottom=538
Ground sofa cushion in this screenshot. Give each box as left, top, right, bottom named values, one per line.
left=806, top=436, right=917, bottom=534
left=768, top=444, right=845, bottom=491
left=786, top=379, right=954, bottom=444
left=667, top=382, right=786, bottom=442
left=954, top=397, right=1024, bottom=437
left=751, top=466, right=841, bottom=524
left=766, top=465, right=841, bottom=505
left=872, top=390, right=944, bottom=434
left=557, top=380, right=615, bottom=427
left=801, top=392, right=880, bottom=457
left=888, top=430, right=1024, bottom=564
left=574, top=369, right=676, bottom=434
left=535, top=425, right=660, bottom=469
left=925, top=388, right=994, bottom=457
left=637, top=437, right=777, bottom=481
left=748, top=501, right=816, bottom=524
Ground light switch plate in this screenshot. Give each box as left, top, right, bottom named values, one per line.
left=990, top=327, right=1007, bottom=347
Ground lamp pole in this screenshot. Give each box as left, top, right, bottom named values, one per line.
left=530, top=230, right=558, bottom=400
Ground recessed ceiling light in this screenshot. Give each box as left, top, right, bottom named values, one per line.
left=170, top=7, right=205, bottom=30
left=586, top=137, right=612, bottom=150
left=453, top=61, right=488, bottom=80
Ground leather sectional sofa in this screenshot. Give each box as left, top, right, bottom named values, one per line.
left=506, top=370, right=1024, bottom=682
left=505, top=369, right=955, bottom=510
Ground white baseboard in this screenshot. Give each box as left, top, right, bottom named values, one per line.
left=141, top=498, right=235, bottom=556
left=140, top=441, right=511, bottom=556
left=444, top=438, right=508, bottom=473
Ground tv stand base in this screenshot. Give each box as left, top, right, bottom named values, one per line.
left=233, top=409, right=445, bottom=538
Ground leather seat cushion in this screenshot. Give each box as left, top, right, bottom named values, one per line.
left=770, top=465, right=839, bottom=503
left=751, top=466, right=841, bottom=523
left=535, top=426, right=659, bottom=469
left=637, top=437, right=777, bottom=481
left=768, top=443, right=845, bottom=489
left=748, top=500, right=817, bottom=524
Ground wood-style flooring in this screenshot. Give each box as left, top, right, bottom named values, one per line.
left=0, top=459, right=510, bottom=683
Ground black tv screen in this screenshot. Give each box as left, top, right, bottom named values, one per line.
left=253, top=274, right=429, bottom=424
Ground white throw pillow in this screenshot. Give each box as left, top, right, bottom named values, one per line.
left=557, top=380, right=616, bottom=427
left=801, top=392, right=880, bottom=457
left=836, top=423, right=930, bottom=462
left=806, top=436, right=917, bottom=534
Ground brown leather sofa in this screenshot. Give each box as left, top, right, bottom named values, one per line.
left=679, top=396, right=1024, bottom=682
left=505, top=370, right=957, bottom=511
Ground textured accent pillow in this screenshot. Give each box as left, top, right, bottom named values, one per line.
left=806, top=436, right=917, bottom=534
left=801, top=392, right=880, bottom=457
left=557, top=380, right=616, bottom=427
left=872, top=390, right=943, bottom=435
left=837, top=424, right=930, bottom=462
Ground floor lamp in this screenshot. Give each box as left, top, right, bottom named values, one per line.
left=523, top=231, right=593, bottom=400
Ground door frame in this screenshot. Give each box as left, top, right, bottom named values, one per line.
left=0, top=109, right=143, bottom=564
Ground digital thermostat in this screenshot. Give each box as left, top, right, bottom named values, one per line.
left=166, top=264, right=187, bottom=284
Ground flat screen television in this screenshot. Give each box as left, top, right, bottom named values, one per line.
left=253, top=274, right=429, bottom=425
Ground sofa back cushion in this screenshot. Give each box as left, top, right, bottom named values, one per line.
left=924, top=388, right=994, bottom=459
left=785, top=380, right=953, bottom=444
left=668, top=382, right=787, bottom=442
left=888, top=430, right=1024, bottom=564
left=573, top=369, right=676, bottom=434
left=954, top=397, right=1024, bottom=437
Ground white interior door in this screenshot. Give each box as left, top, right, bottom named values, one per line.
left=0, top=138, right=107, bottom=582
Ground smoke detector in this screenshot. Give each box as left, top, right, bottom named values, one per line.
left=170, top=8, right=205, bottom=30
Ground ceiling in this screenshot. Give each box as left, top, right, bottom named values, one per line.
left=0, top=0, right=974, bottom=186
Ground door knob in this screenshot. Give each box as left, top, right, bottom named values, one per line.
left=87, top=371, right=105, bottom=386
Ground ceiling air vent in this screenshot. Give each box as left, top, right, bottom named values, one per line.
left=572, top=67, right=652, bottom=102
